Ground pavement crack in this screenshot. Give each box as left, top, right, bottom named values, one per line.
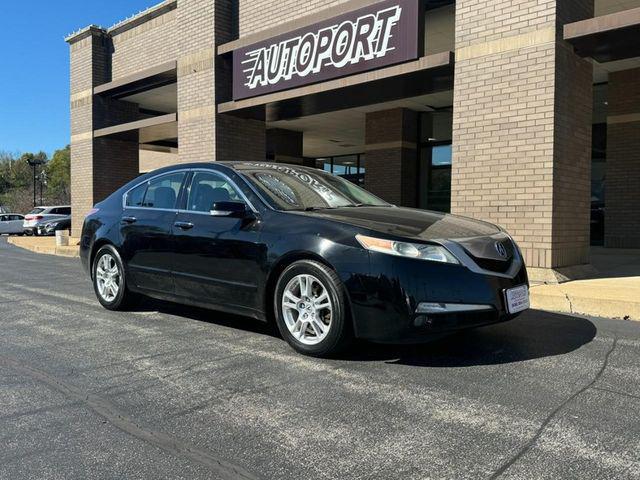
left=592, top=386, right=640, bottom=401
left=564, top=293, right=574, bottom=313
left=0, top=353, right=262, bottom=480
left=488, top=336, right=619, bottom=480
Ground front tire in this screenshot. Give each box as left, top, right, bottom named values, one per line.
left=92, top=245, right=138, bottom=310
left=274, top=260, right=352, bottom=357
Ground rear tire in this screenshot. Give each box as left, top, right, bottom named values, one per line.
left=274, top=260, right=352, bottom=357
left=92, top=245, right=138, bottom=311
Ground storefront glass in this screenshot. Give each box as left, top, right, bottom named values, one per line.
left=314, top=154, right=366, bottom=186
left=418, top=110, right=453, bottom=212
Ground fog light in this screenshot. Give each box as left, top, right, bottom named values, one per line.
left=416, top=303, right=493, bottom=314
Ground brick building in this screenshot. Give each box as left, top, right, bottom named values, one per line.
left=66, top=0, right=640, bottom=282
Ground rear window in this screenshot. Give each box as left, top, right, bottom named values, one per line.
left=28, top=208, right=44, bottom=215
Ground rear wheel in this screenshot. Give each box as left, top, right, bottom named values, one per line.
left=93, top=245, right=138, bottom=310
left=274, top=260, right=352, bottom=357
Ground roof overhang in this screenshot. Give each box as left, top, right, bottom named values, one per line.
left=564, top=7, right=640, bottom=62
left=218, top=51, right=454, bottom=122
left=94, top=113, right=177, bottom=142
left=94, top=61, right=177, bottom=99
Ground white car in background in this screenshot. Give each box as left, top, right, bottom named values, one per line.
left=0, top=214, right=26, bottom=235
left=23, top=206, right=71, bottom=236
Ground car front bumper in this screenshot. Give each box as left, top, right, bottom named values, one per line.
left=345, top=252, right=529, bottom=343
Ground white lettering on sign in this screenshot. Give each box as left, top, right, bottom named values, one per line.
left=241, top=6, right=403, bottom=91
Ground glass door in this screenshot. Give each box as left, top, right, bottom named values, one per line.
left=419, top=142, right=452, bottom=212
left=418, top=110, right=453, bottom=212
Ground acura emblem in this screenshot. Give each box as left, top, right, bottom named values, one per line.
left=495, top=242, right=508, bottom=258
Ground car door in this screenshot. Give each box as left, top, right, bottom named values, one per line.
left=9, top=215, right=24, bottom=234
left=171, top=169, right=264, bottom=314
left=120, top=171, right=187, bottom=295
left=0, top=215, right=8, bottom=234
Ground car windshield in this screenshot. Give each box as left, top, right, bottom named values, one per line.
left=237, top=163, right=390, bottom=211
left=28, top=208, right=45, bottom=215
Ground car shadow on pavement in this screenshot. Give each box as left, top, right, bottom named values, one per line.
left=133, top=297, right=281, bottom=338
left=132, top=299, right=596, bottom=367
left=340, top=310, right=597, bottom=367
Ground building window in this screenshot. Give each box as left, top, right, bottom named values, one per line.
left=418, top=110, right=453, bottom=212
left=313, top=154, right=366, bottom=186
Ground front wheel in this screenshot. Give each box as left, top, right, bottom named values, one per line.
left=274, top=260, right=352, bottom=357
left=92, top=245, right=138, bottom=310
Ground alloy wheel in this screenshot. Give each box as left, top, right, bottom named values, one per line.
left=281, top=274, right=333, bottom=345
left=96, top=253, right=121, bottom=303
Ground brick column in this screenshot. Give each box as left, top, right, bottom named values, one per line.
left=364, top=108, right=418, bottom=207
left=605, top=68, right=640, bottom=248
left=68, top=28, right=103, bottom=236
left=68, top=28, right=141, bottom=237
left=452, top=0, right=593, bottom=280
left=177, top=0, right=265, bottom=164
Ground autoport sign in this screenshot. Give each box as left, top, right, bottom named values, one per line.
left=232, top=0, right=422, bottom=100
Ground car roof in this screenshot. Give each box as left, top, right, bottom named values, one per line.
left=150, top=161, right=313, bottom=170
left=33, top=205, right=71, bottom=209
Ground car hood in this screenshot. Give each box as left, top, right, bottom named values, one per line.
left=302, top=206, right=501, bottom=241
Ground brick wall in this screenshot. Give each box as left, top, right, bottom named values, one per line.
left=452, top=0, right=593, bottom=270
left=605, top=67, right=640, bottom=248
left=111, top=9, right=179, bottom=79
left=365, top=108, right=418, bottom=207
left=238, top=0, right=350, bottom=37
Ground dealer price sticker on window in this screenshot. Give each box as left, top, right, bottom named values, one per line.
left=505, top=285, right=530, bottom=314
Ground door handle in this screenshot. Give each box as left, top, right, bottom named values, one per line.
left=122, top=216, right=137, bottom=224
left=174, top=221, right=194, bottom=230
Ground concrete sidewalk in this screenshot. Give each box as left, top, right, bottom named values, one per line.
left=5, top=236, right=639, bottom=320
left=530, top=247, right=640, bottom=320
left=6, top=236, right=80, bottom=258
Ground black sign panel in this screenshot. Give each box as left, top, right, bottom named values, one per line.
left=232, top=0, right=422, bottom=101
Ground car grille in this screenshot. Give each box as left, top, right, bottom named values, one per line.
left=459, top=237, right=516, bottom=274
left=472, top=256, right=513, bottom=273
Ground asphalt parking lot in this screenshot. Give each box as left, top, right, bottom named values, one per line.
left=0, top=237, right=639, bottom=480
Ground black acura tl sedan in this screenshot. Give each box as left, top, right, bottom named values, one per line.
left=80, top=162, right=530, bottom=357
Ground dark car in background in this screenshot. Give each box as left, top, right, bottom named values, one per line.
left=37, top=217, right=72, bottom=236
left=80, top=162, right=529, bottom=357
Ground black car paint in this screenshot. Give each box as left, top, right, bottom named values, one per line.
left=80, top=162, right=529, bottom=342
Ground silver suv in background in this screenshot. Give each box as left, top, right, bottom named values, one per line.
left=23, top=206, right=71, bottom=236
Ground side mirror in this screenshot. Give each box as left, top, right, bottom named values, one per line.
left=210, top=201, right=249, bottom=218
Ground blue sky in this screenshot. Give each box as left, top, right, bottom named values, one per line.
left=0, top=0, right=160, bottom=157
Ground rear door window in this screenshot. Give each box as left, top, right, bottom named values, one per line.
left=126, top=182, right=148, bottom=207
left=142, top=172, right=186, bottom=209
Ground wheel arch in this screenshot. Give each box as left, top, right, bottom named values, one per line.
left=263, top=251, right=356, bottom=330
left=89, top=239, right=116, bottom=280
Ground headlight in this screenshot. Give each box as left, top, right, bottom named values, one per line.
left=355, top=234, right=459, bottom=264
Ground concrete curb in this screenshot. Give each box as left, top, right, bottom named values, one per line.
left=7, top=237, right=80, bottom=258
left=530, top=279, right=640, bottom=321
